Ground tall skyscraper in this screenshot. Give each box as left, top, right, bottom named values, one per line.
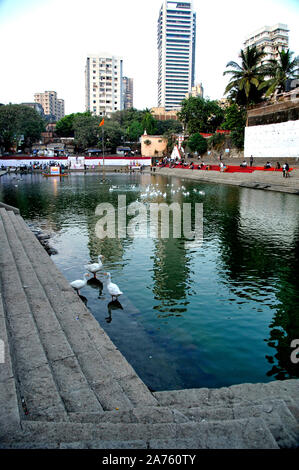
left=85, top=54, right=123, bottom=117
left=122, top=77, right=134, bottom=109
left=157, top=1, right=196, bottom=111
left=243, top=23, right=289, bottom=64
left=34, top=91, right=64, bottom=121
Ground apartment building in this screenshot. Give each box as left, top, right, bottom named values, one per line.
left=185, top=82, right=204, bottom=99
left=243, top=23, right=289, bottom=64
left=85, top=54, right=123, bottom=117
left=157, top=0, right=196, bottom=111
left=34, top=91, right=65, bottom=121
left=122, top=77, right=134, bottom=109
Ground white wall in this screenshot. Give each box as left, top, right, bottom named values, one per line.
left=244, top=120, right=299, bottom=159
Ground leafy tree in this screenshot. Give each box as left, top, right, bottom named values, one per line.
left=259, top=49, right=299, bottom=97
left=0, top=104, right=45, bottom=151
left=126, top=120, right=143, bottom=142
left=100, top=119, right=125, bottom=152
left=221, top=103, right=247, bottom=131
left=207, top=133, right=225, bottom=149
left=223, top=46, right=266, bottom=106
left=55, top=112, right=91, bottom=137
left=187, top=132, right=208, bottom=154
left=73, top=114, right=100, bottom=150
left=231, top=127, right=245, bottom=150
left=220, top=103, right=247, bottom=150
left=156, top=119, right=183, bottom=135
left=178, top=97, right=224, bottom=134
left=141, top=111, right=157, bottom=135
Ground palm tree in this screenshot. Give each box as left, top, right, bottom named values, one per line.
left=223, top=46, right=266, bottom=106
left=259, top=49, right=299, bottom=98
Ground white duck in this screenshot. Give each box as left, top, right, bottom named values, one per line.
left=70, top=273, right=89, bottom=294
left=85, top=255, right=104, bottom=278
left=104, top=272, right=123, bottom=301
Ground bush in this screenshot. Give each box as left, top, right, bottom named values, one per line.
left=187, top=133, right=208, bottom=154
left=207, top=133, right=225, bottom=149
left=231, top=128, right=245, bottom=149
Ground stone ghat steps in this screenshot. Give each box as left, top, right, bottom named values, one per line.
left=0, top=206, right=298, bottom=449
left=0, top=417, right=281, bottom=449
left=0, top=208, right=156, bottom=423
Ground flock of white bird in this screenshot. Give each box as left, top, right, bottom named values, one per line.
left=70, top=254, right=123, bottom=301
left=108, top=183, right=206, bottom=200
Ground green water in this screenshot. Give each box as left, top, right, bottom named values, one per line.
left=1, top=171, right=299, bottom=391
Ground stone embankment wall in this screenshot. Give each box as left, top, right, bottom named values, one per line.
left=245, top=96, right=299, bottom=159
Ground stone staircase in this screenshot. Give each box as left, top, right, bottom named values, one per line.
left=0, top=206, right=298, bottom=449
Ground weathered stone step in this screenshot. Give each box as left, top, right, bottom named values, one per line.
left=67, top=398, right=299, bottom=448
left=2, top=208, right=106, bottom=417
left=154, top=380, right=299, bottom=409
left=3, top=417, right=279, bottom=448
left=12, top=212, right=157, bottom=409
left=0, top=291, right=21, bottom=439
left=68, top=406, right=188, bottom=424
left=5, top=211, right=133, bottom=412
left=0, top=209, right=67, bottom=422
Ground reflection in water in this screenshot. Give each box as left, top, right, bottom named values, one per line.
left=1, top=172, right=299, bottom=389
left=106, top=299, right=123, bottom=323
left=87, top=277, right=104, bottom=297
left=78, top=294, right=88, bottom=306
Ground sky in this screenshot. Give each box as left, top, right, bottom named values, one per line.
left=0, top=0, right=298, bottom=114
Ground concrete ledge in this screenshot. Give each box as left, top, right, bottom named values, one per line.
left=0, top=202, right=20, bottom=214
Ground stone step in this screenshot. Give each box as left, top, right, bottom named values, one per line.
left=3, top=417, right=279, bottom=448
left=1, top=208, right=105, bottom=417
left=12, top=212, right=157, bottom=409
left=0, top=209, right=67, bottom=422
left=0, top=292, right=21, bottom=439
left=5, top=210, right=130, bottom=413
left=154, top=380, right=299, bottom=409
left=68, top=397, right=299, bottom=448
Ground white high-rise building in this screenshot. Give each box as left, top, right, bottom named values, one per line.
left=85, top=54, right=123, bottom=117
left=243, top=23, right=289, bottom=64
left=157, top=0, right=196, bottom=111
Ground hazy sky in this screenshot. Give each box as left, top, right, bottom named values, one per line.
left=0, top=0, right=298, bottom=114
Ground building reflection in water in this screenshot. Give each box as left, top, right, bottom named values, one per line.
left=215, top=187, right=299, bottom=380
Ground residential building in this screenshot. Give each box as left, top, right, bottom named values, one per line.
left=122, top=77, right=134, bottom=109
left=157, top=0, right=196, bottom=111
left=185, top=82, right=204, bottom=99
left=34, top=91, right=65, bottom=121
left=243, top=23, right=289, bottom=64
left=85, top=54, right=123, bottom=117
left=151, top=107, right=179, bottom=121
left=21, top=102, right=45, bottom=117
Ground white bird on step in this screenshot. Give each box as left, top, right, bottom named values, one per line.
left=104, top=272, right=123, bottom=301
left=70, top=273, right=89, bottom=294
left=85, top=255, right=104, bottom=278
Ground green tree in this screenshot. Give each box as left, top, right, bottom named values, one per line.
left=126, top=120, right=143, bottom=142
left=178, top=97, right=224, bottom=134
left=141, top=111, right=157, bottom=135
left=221, top=103, right=247, bottom=150
left=0, top=104, right=45, bottom=151
left=156, top=119, right=183, bottom=135
left=259, top=49, right=299, bottom=97
left=100, top=119, right=125, bottom=152
left=73, top=114, right=100, bottom=151
left=55, top=112, right=91, bottom=137
left=187, top=132, right=208, bottom=154
left=223, top=46, right=266, bottom=106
